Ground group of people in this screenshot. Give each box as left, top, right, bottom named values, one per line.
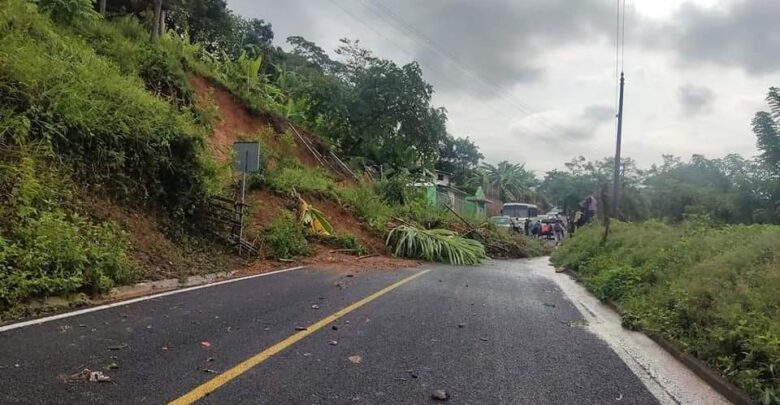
left=507, top=195, right=599, bottom=246
left=517, top=215, right=569, bottom=244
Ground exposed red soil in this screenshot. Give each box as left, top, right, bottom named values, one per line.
left=82, top=196, right=241, bottom=281
left=302, top=246, right=418, bottom=274
left=188, top=74, right=409, bottom=274
left=189, top=75, right=323, bottom=169
left=244, top=189, right=290, bottom=233
left=307, top=195, right=386, bottom=254
left=189, top=75, right=270, bottom=164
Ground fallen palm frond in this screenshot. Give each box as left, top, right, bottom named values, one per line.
left=296, top=196, right=333, bottom=236
left=386, top=225, right=486, bottom=265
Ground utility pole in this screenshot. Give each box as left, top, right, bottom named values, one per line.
left=612, top=72, right=625, bottom=216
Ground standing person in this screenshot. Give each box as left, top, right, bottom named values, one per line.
left=581, top=195, right=598, bottom=223
left=524, top=218, right=531, bottom=236
left=568, top=212, right=577, bottom=236
left=553, top=219, right=567, bottom=245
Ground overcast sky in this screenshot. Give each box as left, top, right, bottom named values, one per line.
left=227, top=0, right=780, bottom=174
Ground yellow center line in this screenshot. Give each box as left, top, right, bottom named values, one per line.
left=168, top=269, right=432, bottom=405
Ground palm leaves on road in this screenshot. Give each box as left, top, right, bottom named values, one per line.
left=386, top=225, right=486, bottom=265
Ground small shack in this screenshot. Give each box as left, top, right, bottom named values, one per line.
left=416, top=171, right=493, bottom=218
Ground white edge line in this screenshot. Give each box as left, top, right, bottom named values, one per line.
left=0, top=266, right=307, bottom=333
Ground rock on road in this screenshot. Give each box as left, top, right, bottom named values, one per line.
left=0, top=259, right=727, bottom=404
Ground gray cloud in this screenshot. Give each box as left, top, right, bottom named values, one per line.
left=518, top=104, right=615, bottom=149
left=354, top=0, right=614, bottom=98
left=677, top=85, right=715, bottom=115
left=649, top=0, right=780, bottom=74
left=582, top=104, right=615, bottom=122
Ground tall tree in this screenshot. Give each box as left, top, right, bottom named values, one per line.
left=752, top=87, right=780, bottom=174
left=436, top=135, right=483, bottom=188
left=151, top=0, right=163, bottom=40
left=475, top=161, right=536, bottom=203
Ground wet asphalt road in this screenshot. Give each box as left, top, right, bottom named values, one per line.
left=0, top=260, right=659, bottom=404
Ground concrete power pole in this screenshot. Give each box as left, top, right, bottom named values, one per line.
left=612, top=72, right=625, bottom=217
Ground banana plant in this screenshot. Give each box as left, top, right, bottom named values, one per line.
left=296, top=194, right=333, bottom=236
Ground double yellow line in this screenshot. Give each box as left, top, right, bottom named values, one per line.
left=169, top=269, right=431, bottom=404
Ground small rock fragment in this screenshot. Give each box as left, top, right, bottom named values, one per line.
left=479, top=337, right=489, bottom=342
left=348, top=355, right=362, bottom=364
left=457, top=323, right=466, bottom=328
left=311, top=304, right=320, bottom=310
left=108, top=343, right=129, bottom=351
left=200, top=341, right=211, bottom=348
left=431, top=390, right=449, bottom=401
left=106, top=363, right=120, bottom=370
left=331, top=325, right=339, bottom=330
left=295, top=326, right=308, bottom=331
left=303, top=353, right=313, bottom=357
left=201, top=368, right=218, bottom=374
left=89, top=370, right=111, bottom=382
left=328, top=340, right=338, bottom=346
left=543, top=302, right=556, bottom=308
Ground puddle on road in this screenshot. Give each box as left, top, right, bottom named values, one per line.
left=525, top=257, right=731, bottom=405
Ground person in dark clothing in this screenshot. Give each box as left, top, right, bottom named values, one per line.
left=524, top=218, right=531, bottom=236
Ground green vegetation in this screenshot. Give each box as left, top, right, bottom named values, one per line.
left=265, top=166, right=337, bottom=198
left=1, top=1, right=218, bottom=213
left=552, top=221, right=780, bottom=403
left=262, top=211, right=310, bottom=260
left=0, top=0, right=225, bottom=311
left=0, top=149, right=135, bottom=311
left=386, top=226, right=486, bottom=265
left=328, top=233, right=370, bottom=256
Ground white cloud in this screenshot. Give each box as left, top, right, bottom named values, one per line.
left=227, top=0, right=780, bottom=174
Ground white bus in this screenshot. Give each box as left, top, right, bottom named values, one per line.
left=501, top=203, right=540, bottom=224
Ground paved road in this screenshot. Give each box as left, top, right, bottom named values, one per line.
left=0, top=260, right=660, bottom=404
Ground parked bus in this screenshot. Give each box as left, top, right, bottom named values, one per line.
left=501, top=203, right=539, bottom=220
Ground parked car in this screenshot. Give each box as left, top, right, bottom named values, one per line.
left=489, top=215, right=513, bottom=230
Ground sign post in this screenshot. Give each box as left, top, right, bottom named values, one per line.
left=232, top=142, right=260, bottom=255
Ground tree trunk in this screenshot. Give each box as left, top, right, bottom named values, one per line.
left=160, top=9, right=166, bottom=35
left=151, top=0, right=163, bottom=40
left=99, top=0, right=106, bottom=15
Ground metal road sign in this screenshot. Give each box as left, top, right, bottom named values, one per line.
left=232, top=142, right=260, bottom=173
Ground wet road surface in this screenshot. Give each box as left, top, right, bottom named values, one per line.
left=0, top=260, right=665, bottom=404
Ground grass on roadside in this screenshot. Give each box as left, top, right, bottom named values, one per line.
left=552, top=220, right=780, bottom=404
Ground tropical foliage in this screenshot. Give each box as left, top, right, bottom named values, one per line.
left=552, top=221, right=780, bottom=404
left=471, top=161, right=537, bottom=203
left=386, top=225, right=486, bottom=265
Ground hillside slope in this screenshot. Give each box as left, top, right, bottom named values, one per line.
left=188, top=75, right=416, bottom=272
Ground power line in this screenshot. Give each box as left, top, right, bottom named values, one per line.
left=322, top=0, right=530, bottom=123
left=355, top=0, right=572, bottom=136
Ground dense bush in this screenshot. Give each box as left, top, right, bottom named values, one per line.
left=0, top=149, right=135, bottom=311
left=264, top=165, right=337, bottom=197
left=336, top=184, right=395, bottom=233
left=0, top=1, right=217, bottom=216
left=552, top=221, right=780, bottom=403
left=328, top=232, right=369, bottom=256
left=263, top=211, right=310, bottom=259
